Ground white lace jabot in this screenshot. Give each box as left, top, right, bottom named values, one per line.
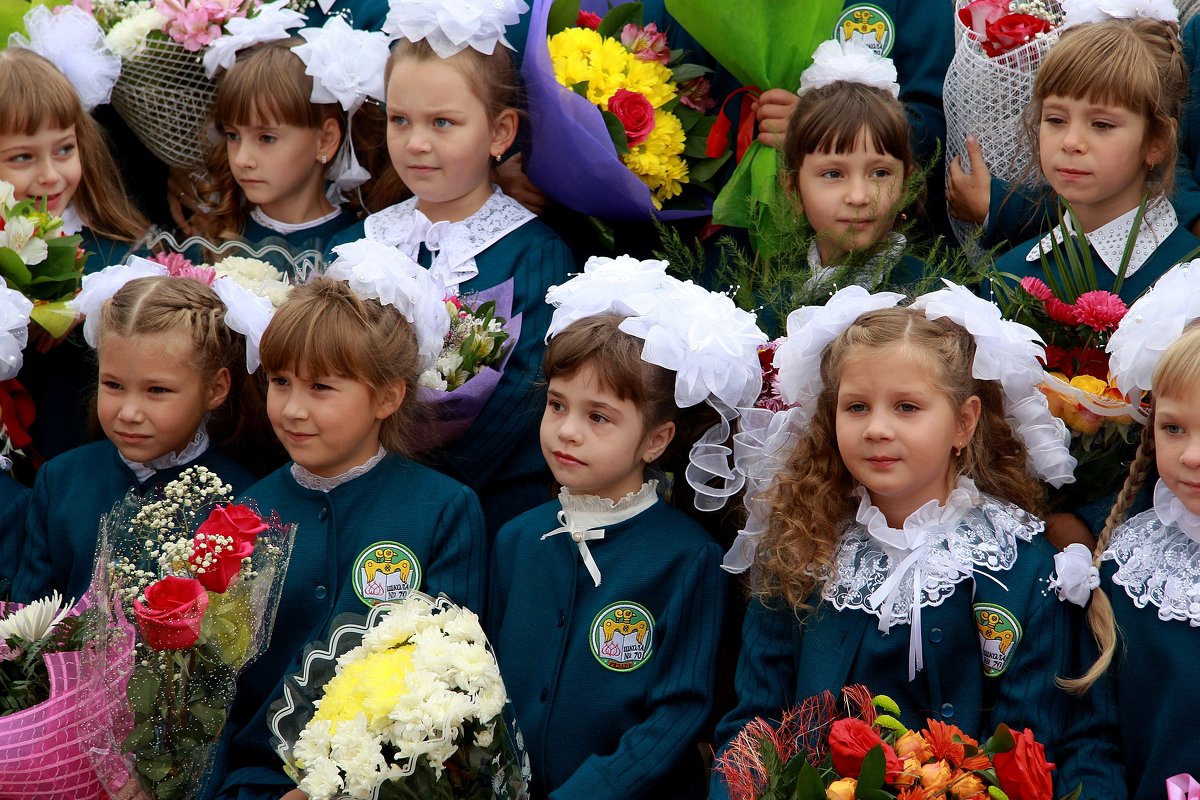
left=120, top=425, right=210, bottom=483
left=292, top=445, right=386, bottom=492
left=1104, top=480, right=1200, bottom=626
left=363, top=187, right=534, bottom=296
left=250, top=205, right=344, bottom=235
left=1025, top=199, right=1177, bottom=278
left=541, top=481, right=659, bottom=588
left=825, top=477, right=1041, bottom=679
left=60, top=204, right=85, bottom=236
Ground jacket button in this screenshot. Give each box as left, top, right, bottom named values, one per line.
left=314, top=585, right=327, bottom=599
left=929, top=627, right=943, bottom=643
left=941, top=703, right=955, bottom=718
left=540, top=687, right=548, bottom=702
left=557, top=612, right=566, bottom=627
left=318, top=506, right=329, bottom=521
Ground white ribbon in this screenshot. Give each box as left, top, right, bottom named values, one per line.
left=1048, top=542, right=1100, bottom=607
left=540, top=484, right=658, bottom=587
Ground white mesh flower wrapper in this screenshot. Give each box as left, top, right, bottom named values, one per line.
left=943, top=0, right=1062, bottom=248
left=111, top=36, right=218, bottom=169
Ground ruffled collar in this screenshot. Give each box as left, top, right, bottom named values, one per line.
left=250, top=204, right=344, bottom=235
left=1104, top=481, right=1200, bottom=626
left=825, top=477, right=1039, bottom=679
left=363, top=186, right=534, bottom=296
left=541, top=481, right=659, bottom=587
left=1025, top=199, right=1177, bottom=278
left=119, top=424, right=210, bottom=483
left=291, top=445, right=386, bottom=493
left=60, top=204, right=85, bottom=236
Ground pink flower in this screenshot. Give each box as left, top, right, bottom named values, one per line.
left=1045, top=296, right=1079, bottom=325
left=1019, top=276, right=1053, bottom=301
left=71, top=0, right=94, bottom=13
left=151, top=251, right=217, bottom=285
left=679, top=76, right=717, bottom=113
left=620, top=22, right=671, bottom=64
left=608, top=88, right=656, bottom=147
left=1073, top=290, right=1127, bottom=332
left=157, top=0, right=223, bottom=50
left=576, top=10, right=602, bottom=29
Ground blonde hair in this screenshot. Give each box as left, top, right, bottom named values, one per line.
left=0, top=49, right=148, bottom=242
left=1068, top=324, right=1200, bottom=692
left=198, top=39, right=345, bottom=241
left=385, top=38, right=521, bottom=125
left=1025, top=18, right=1187, bottom=199
left=751, top=307, right=1046, bottom=608
left=258, top=277, right=428, bottom=457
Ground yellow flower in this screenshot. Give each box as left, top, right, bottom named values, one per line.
left=313, top=645, right=414, bottom=731
left=547, top=27, right=604, bottom=86
left=828, top=778, right=857, bottom=800
left=624, top=58, right=676, bottom=107
left=1068, top=374, right=1108, bottom=397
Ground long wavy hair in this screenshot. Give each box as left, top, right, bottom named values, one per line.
left=751, top=307, right=1047, bottom=608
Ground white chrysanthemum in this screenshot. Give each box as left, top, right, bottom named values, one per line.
left=104, top=8, right=167, bottom=58
left=0, top=591, right=74, bottom=642
left=419, top=369, right=448, bottom=391
left=475, top=721, right=495, bottom=748
left=329, top=713, right=388, bottom=797
left=438, top=607, right=484, bottom=644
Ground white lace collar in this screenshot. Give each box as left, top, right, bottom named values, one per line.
left=119, top=425, right=210, bottom=483
left=250, top=204, right=344, bottom=235
left=362, top=187, right=534, bottom=295
left=541, top=481, right=659, bottom=588
left=1104, top=481, right=1200, bottom=626
left=1025, top=199, right=1177, bottom=278
left=291, top=445, right=386, bottom=492
left=60, top=204, right=85, bottom=236
left=825, top=477, right=1040, bottom=679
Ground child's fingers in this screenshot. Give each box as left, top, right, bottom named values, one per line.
left=965, top=136, right=990, bottom=179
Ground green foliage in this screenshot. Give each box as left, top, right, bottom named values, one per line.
left=546, top=0, right=582, bottom=35
left=0, top=607, right=97, bottom=717
left=597, top=2, right=644, bottom=38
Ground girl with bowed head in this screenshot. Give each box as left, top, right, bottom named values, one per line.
left=780, top=39, right=926, bottom=285
left=327, top=0, right=575, bottom=531
left=4, top=9, right=151, bottom=457
left=488, top=254, right=767, bottom=798
left=11, top=260, right=272, bottom=604
left=711, top=283, right=1119, bottom=798
left=196, top=9, right=392, bottom=258
left=1050, top=262, right=1200, bottom=800
left=212, top=239, right=487, bottom=800
left=986, top=3, right=1200, bottom=300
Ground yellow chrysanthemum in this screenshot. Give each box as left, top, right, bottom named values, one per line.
left=547, top=27, right=604, bottom=87
left=624, top=59, right=676, bottom=108
left=313, top=645, right=414, bottom=731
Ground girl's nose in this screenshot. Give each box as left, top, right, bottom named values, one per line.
left=1061, top=122, right=1086, bottom=152
left=845, top=175, right=870, bottom=207
left=117, top=400, right=143, bottom=423
left=1181, top=438, right=1200, bottom=469
left=862, top=410, right=894, bottom=440
left=556, top=415, right=583, bottom=444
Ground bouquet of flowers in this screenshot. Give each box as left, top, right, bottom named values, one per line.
left=0, top=594, right=134, bottom=799
left=149, top=250, right=294, bottom=307
left=523, top=0, right=729, bottom=220
left=0, top=180, right=87, bottom=339
left=715, top=685, right=1069, bottom=800
left=80, top=466, right=295, bottom=800
left=944, top=0, right=1063, bottom=248
left=416, top=281, right=519, bottom=449
left=268, top=593, right=530, bottom=800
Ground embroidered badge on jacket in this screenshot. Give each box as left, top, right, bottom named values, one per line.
left=353, top=541, right=422, bottom=606
left=590, top=601, right=655, bottom=672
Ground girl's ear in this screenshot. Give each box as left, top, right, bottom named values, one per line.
left=374, top=381, right=407, bottom=420
left=489, top=108, right=519, bottom=161
left=318, top=116, right=342, bottom=163
left=1145, top=117, right=1176, bottom=171
left=641, top=420, right=676, bottom=464
left=206, top=367, right=232, bottom=411
left=956, top=395, right=982, bottom=452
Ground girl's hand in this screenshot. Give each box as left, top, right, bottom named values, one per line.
left=753, top=88, right=799, bottom=149
left=1045, top=512, right=1097, bottom=552
left=167, top=167, right=209, bottom=236
left=280, top=789, right=309, bottom=800
left=947, top=136, right=991, bottom=225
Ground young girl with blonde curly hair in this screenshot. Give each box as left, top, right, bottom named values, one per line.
left=711, top=284, right=1119, bottom=799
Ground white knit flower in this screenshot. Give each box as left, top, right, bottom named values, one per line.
left=1106, top=260, right=1200, bottom=399
left=12, top=5, right=121, bottom=111
left=545, top=254, right=670, bottom=338
left=1062, top=0, right=1178, bottom=26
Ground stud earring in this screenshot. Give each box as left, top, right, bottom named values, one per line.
left=494, top=153, right=502, bottom=163
left=320, top=155, right=328, bottom=165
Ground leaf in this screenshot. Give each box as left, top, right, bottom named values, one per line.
left=688, top=152, right=731, bottom=183
left=136, top=755, right=173, bottom=782
left=189, top=700, right=227, bottom=738
left=1056, top=783, right=1083, bottom=800
left=546, top=0, right=582, bottom=36
left=126, top=669, right=162, bottom=717
left=597, top=2, right=644, bottom=39
left=600, top=110, right=630, bottom=155
left=984, top=723, right=1016, bottom=755
left=670, top=63, right=712, bottom=84
left=0, top=247, right=33, bottom=287
left=855, top=746, right=886, bottom=795
left=795, top=760, right=826, bottom=800
left=122, top=720, right=158, bottom=753
left=988, top=787, right=1009, bottom=800
left=570, top=80, right=590, bottom=99
left=155, top=772, right=188, bottom=800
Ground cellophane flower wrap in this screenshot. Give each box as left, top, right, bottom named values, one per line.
left=268, top=593, right=530, bottom=800
left=715, top=685, right=1064, bottom=800
left=80, top=466, right=295, bottom=800
left=944, top=0, right=1063, bottom=247
left=416, top=279, right=519, bottom=450
left=0, top=180, right=87, bottom=339
left=523, top=0, right=729, bottom=220
left=0, top=595, right=133, bottom=799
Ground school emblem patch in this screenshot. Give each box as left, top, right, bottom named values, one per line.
left=974, top=602, right=1022, bottom=677
left=590, top=602, right=655, bottom=672
left=352, top=541, right=421, bottom=606
left=835, top=4, right=895, bottom=58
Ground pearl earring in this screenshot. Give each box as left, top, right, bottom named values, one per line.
left=320, top=155, right=328, bottom=165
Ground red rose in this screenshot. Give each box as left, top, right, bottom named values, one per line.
left=958, top=0, right=1008, bottom=35
left=197, top=503, right=267, bottom=547
left=994, top=728, right=1055, bottom=800
left=189, top=531, right=254, bottom=593
left=576, top=10, right=602, bottom=29
left=607, top=88, right=656, bottom=147
left=1041, top=343, right=1069, bottom=373
left=133, top=576, right=209, bottom=650
left=983, top=14, right=1053, bottom=57
left=0, top=378, right=35, bottom=450
left=829, top=718, right=904, bottom=779
left=1066, top=346, right=1109, bottom=380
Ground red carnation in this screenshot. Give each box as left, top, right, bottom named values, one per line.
left=1044, top=296, right=1079, bottom=325
left=576, top=10, right=602, bottom=29
left=1073, top=290, right=1127, bottom=333
left=1019, top=276, right=1053, bottom=301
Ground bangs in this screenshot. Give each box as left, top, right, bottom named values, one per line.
left=1154, top=328, right=1200, bottom=398
left=784, top=82, right=914, bottom=179
left=0, top=50, right=81, bottom=135
left=260, top=293, right=377, bottom=382
left=1036, top=25, right=1158, bottom=115
left=214, top=40, right=323, bottom=129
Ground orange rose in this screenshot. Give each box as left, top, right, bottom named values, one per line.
left=828, top=778, right=857, bottom=800
left=896, top=731, right=933, bottom=762
left=951, top=773, right=986, bottom=799
left=994, top=728, right=1055, bottom=800
left=892, top=757, right=923, bottom=788
left=920, top=760, right=953, bottom=793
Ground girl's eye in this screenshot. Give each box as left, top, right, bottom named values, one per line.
left=547, top=399, right=564, bottom=413
left=897, top=402, right=919, bottom=413
left=390, top=114, right=409, bottom=127
left=846, top=402, right=867, bottom=413
left=224, top=130, right=239, bottom=142
left=269, top=375, right=288, bottom=387
left=1092, top=120, right=1114, bottom=130
left=870, top=168, right=893, bottom=179
left=1163, top=422, right=1184, bottom=435
left=434, top=118, right=453, bottom=129
left=148, top=386, right=171, bottom=395
left=101, top=380, right=122, bottom=391
left=819, top=169, right=842, bottom=179
left=312, top=382, right=333, bottom=392
left=589, top=412, right=609, bottom=424
left=260, top=134, right=277, bottom=144
left=6, top=152, right=31, bottom=165
left=1042, top=115, right=1065, bottom=126
left=54, top=143, right=76, bottom=157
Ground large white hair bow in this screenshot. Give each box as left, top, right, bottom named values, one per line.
left=382, top=0, right=529, bottom=58
left=10, top=6, right=121, bottom=112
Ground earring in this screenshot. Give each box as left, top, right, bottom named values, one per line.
left=494, top=153, right=502, bottom=163
left=320, top=155, right=328, bottom=165
left=954, top=446, right=963, bottom=458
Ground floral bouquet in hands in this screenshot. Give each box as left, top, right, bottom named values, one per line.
left=80, top=466, right=295, bottom=800
left=523, top=0, right=729, bottom=221
left=268, top=593, right=530, bottom=800
left=416, top=280, right=520, bottom=450
left=0, top=594, right=133, bottom=799
left=715, top=685, right=1071, bottom=800
left=0, top=180, right=87, bottom=339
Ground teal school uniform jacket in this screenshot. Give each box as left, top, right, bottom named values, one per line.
left=0, top=474, right=31, bottom=597
left=298, top=0, right=387, bottom=29
left=328, top=206, right=576, bottom=529
left=239, top=209, right=358, bottom=275
left=710, top=526, right=1121, bottom=800
left=488, top=496, right=727, bottom=800
left=211, top=454, right=487, bottom=800
left=11, top=440, right=255, bottom=603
